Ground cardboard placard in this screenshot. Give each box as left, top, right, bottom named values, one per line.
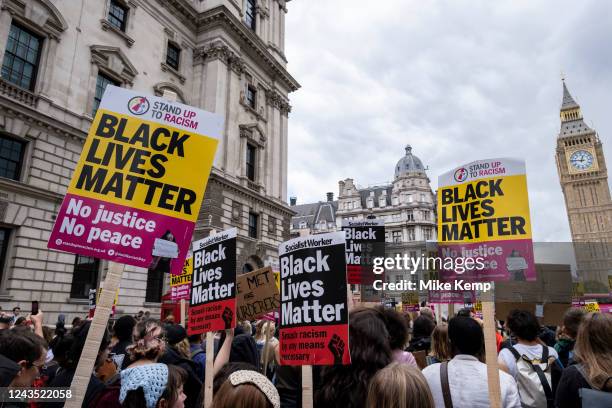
left=236, top=266, right=280, bottom=321
left=438, top=158, right=535, bottom=282
left=278, top=232, right=351, bottom=366
left=188, top=228, right=237, bottom=334
left=48, top=86, right=221, bottom=275
left=171, top=256, right=193, bottom=301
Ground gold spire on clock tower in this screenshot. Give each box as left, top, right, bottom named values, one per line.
left=555, top=80, right=612, bottom=295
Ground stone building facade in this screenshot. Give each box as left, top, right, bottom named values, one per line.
left=289, top=146, right=437, bottom=303
left=0, top=0, right=298, bottom=322
left=336, top=145, right=437, bottom=302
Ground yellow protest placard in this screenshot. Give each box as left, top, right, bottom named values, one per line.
left=49, top=86, right=221, bottom=274
left=171, top=257, right=193, bottom=287
left=584, top=302, right=600, bottom=313
left=437, top=159, right=536, bottom=281
left=171, top=256, right=193, bottom=302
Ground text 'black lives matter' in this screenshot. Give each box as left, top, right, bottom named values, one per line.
left=278, top=232, right=351, bottom=366
left=342, top=219, right=385, bottom=287
left=188, top=228, right=237, bottom=335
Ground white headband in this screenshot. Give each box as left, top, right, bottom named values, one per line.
left=228, top=370, right=280, bottom=408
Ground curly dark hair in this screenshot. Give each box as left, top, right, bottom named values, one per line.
left=506, top=309, right=539, bottom=342
left=315, top=308, right=392, bottom=408
left=126, top=318, right=165, bottom=362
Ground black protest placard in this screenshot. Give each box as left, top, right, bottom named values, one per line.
left=188, top=228, right=236, bottom=335
left=279, top=232, right=351, bottom=366
left=342, top=219, right=385, bottom=285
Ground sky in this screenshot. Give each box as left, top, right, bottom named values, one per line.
left=284, top=0, right=612, bottom=242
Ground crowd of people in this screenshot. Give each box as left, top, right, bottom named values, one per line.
left=0, top=303, right=610, bottom=408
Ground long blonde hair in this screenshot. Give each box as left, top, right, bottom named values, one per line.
left=254, top=320, right=275, bottom=342
left=573, top=312, right=612, bottom=390
left=366, top=362, right=435, bottom=408
left=429, top=323, right=451, bottom=361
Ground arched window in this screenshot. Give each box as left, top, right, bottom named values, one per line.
left=153, top=82, right=187, bottom=104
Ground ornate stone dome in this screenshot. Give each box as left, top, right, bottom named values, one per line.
left=394, top=145, right=425, bottom=178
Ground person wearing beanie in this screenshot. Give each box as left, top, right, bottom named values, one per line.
left=159, top=324, right=202, bottom=408
left=165, top=324, right=187, bottom=348
left=112, top=315, right=137, bottom=370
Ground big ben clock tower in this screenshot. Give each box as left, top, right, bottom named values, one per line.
left=555, top=80, right=612, bottom=294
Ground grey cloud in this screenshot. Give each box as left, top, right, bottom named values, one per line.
left=285, top=0, right=612, bottom=241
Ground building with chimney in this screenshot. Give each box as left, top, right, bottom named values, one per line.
left=289, top=193, right=337, bottom=238
left=0, top=0, right=298, bottom=322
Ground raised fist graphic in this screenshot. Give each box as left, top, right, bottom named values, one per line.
left=328, top=334, right=345, bottom=365
left=222, top=307, right=233, bottom=329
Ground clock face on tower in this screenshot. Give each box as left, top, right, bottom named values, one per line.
left=569, top=150, right=594, bottom=170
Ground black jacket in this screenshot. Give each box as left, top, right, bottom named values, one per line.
left=45, top=368, right=104, bottom=408
left=230, top=334, right=260, bottom=369
left=0, top=354, right=20, bottom=387
left=159, top=347, right=202, bottom=408
left=554, top=364, right=591, bottom=408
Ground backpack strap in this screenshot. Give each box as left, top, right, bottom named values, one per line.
left=532, top=360, right=554, bottom=408
left=440, top=361, right=454, bottom=408
left=524, top=346, right=553, bottom=408
left=541, top=344, right=549, bottom=362
left=508, top=346, right=521, bottom=361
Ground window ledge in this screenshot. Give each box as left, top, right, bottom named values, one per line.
left=160, top=63, right=186, bottom=84
left=0, top=293, right=14, bottom=301
left=0, top=78, right=39, bottom=107
left=239, top=99, right=266, bottom=122
left=237, top=176, right=263, bottom=193
left=143, top=302, right=161, bottom=308
left=68, top=298, right=89, bottom=305
left=100, top=19, right=135, bottom=47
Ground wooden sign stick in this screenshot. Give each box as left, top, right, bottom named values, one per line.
left=65, top=261, right=124, bottom=408
left=180, top=299, right=187, bottom=327
left=302, top=365, right=313, bottom=408
left=482, top=284, right=502, bottom=408
left=202, top=227, right=217, bottom=408
left=262, top=321, right=272, bottom=375
left=203, top=331, right=214, bottom=408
